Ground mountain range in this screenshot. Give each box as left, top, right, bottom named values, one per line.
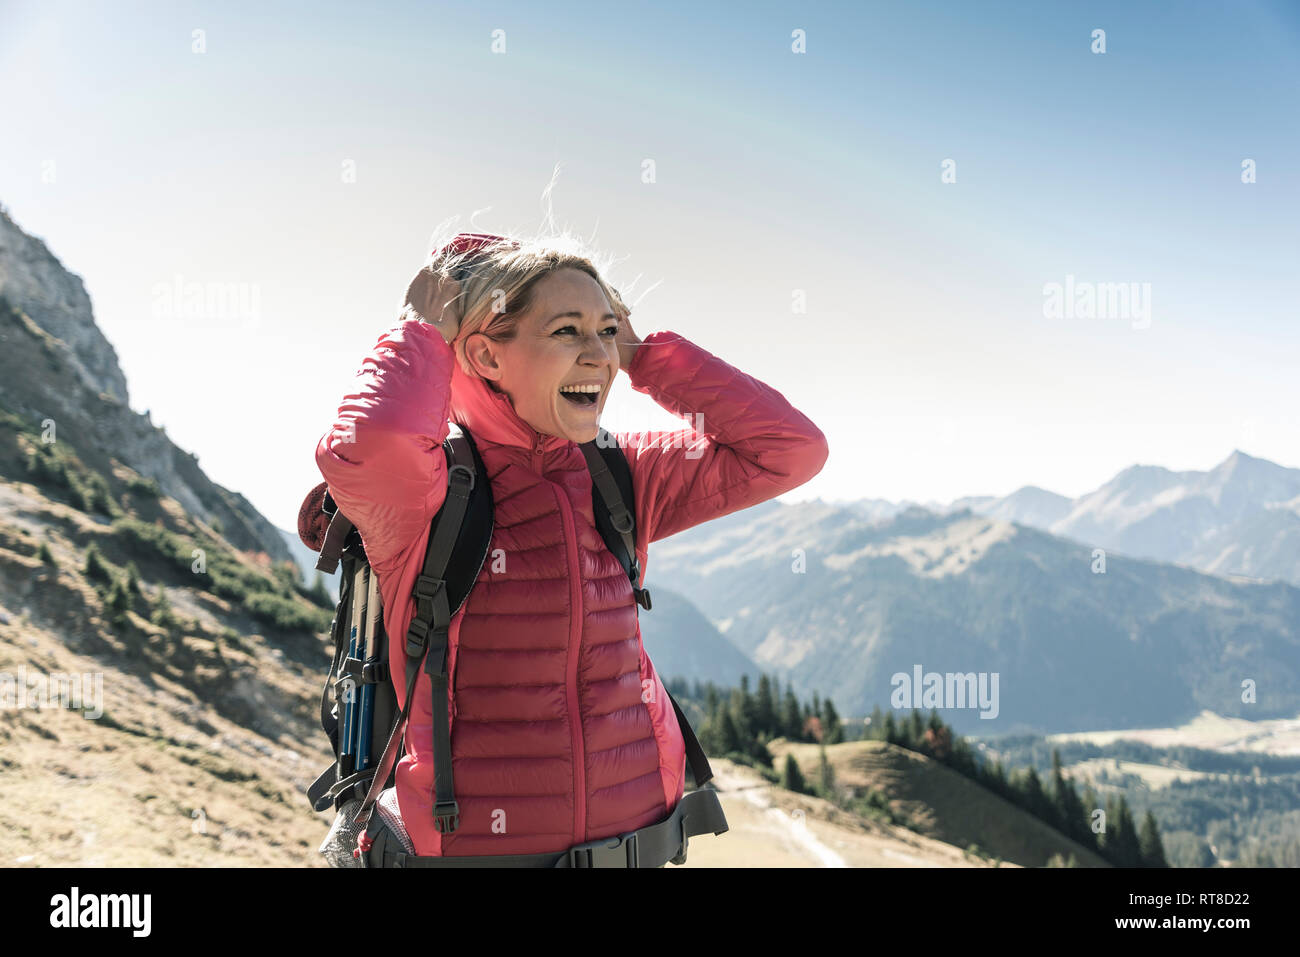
left=647, top=500, right=1300, bottom=735
left=894, top=450, right=1300, bottom=587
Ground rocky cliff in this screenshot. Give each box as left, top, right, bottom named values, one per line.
left=0, top=205, right=289, bottom=562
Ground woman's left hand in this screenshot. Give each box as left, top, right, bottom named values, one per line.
left=610, top=287, right=642, bottom=370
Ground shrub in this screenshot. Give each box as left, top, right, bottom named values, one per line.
left=84, top=543, right=113, bottom=584
left=244, top=591, right=329, bottom=634
left=106, top=576, right=132, bottom=618
left=126, top=474, right=162, bottom=498
left=780, top=753, right=807, bottom=794
left=124, top=561, right=146, bottom=603
left=150, top=589, right=179, bottom=631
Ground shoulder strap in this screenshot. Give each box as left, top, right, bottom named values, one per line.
left=580, top=429, right=714, bottom=789
left=352, top=424, right=493, bottom=830
left=580, top=432, right=651, bottom=610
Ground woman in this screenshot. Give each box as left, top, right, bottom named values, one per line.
left=312, top=231, right=829, bottom=864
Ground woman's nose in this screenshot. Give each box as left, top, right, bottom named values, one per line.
left=577, top=334, right=612, bottom=363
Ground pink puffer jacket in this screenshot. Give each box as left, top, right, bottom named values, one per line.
left=314, top=317, right=828, bottom=857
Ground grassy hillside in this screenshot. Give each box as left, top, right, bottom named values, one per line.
left=0, top=402, right=338, bottom=866
left=769, top=738, right=1109, bottom=868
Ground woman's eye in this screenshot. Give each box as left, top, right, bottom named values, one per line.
left=554, top=326, right=619, bottom=336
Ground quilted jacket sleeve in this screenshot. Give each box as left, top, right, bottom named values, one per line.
left=614, top=330, right=829, bottom=551
left=314, top=319, right=454, bottom=569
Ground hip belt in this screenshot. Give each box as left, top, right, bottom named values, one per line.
left=365, top=787, right=729, bottom=868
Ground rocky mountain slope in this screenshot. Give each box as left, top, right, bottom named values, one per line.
left=0, top=206, right=336, bottom=865
left=0, top=207, right=290, bottom=563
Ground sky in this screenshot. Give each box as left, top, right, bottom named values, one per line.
left=2, top=0, right=1298, bottom=531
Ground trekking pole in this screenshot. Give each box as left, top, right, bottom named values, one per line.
left=339, top=563, right=369, bottom=778
left=355, top=570, right=381, bottom=771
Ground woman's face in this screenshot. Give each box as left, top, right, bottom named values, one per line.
left=466, top=267, right=620, bottom=444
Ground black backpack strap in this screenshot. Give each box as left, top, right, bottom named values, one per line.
left=352, top=425, right=494, bottom=832
left=580, top=434, right=651, bottom=611
left=579, top=429, right=713, bottom=789
left=666, top=690, right=713, bottom=789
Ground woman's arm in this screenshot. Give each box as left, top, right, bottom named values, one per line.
left=313, top=319, right=455, bottom=570
left=613, top=329, right=830, bottom=551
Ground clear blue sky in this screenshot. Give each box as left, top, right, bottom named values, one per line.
left=3, top=0, right=1298, bottom=530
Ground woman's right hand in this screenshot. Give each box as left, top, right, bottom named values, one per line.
left=403, top=266, right=464, bottom=344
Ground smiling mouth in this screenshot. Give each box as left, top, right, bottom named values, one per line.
left=558, top=388, right=600, bottom=408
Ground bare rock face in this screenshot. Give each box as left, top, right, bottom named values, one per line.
left=0, top=203, right=289, bottom=563
left=0, top=207, right=129, bottom=403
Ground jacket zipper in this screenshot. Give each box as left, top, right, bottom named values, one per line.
left=531, top=430, right=545, bottom=475
left=552, top=482, right=587, bottom=846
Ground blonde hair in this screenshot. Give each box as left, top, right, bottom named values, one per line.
left=414, top=231, right=630, bottom=382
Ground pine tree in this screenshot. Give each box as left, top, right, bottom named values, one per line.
left=822, top=698, right=844, bottom=744
left=738, top=675, right=758, bottom=739
left=755, top=674, right=777, bottom=739
left=718, top=709, right=742, bottom=755
left=867, top=705, right=884, bottom=741
left=1021, top=767, right=1048, bottom=822
left=927, top=708, right=944, bottom=734
left=84, top=543, right=112, bottom=585
left=106, top=576, right=131, bottom=621
left=1138, top=809, right=1169, bottom=868
left=817, top=744, right=836, bottom=801
left=728, top=687, right=751, bottom=744
left=1114, top=798, right=1143, bottom=867
left=781, top=686, right=802, bottom=740
left=909, top=709, right=925, bottom=748
left=781, top=753, right=806, bottom=794
left=882, top=711, right=898, bottom=745
left=1138, top=810, right=1168, bottom=867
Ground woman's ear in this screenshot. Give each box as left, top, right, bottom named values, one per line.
left=463, top=331, right=504, bottom=384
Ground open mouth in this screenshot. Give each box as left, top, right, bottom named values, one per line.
left=559, top=387, right=600, bottom=408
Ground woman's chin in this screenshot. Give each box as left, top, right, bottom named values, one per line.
left=556, top=416, right=600, bottom=444
left=552, top=404, right=601, bottom=443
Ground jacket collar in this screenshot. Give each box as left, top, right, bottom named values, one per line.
left=448, top=354, right=574, bottom=456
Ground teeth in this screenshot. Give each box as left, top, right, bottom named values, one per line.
left=559, top=385, right=601, bottom=393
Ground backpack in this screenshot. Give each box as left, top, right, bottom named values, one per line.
left=304, top=422, right=714, bottom=840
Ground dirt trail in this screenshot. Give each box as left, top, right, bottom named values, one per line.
left=671, top=760, right=1011, bottom=868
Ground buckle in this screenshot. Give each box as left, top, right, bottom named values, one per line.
left=433, top=800, right=460, bottom=833
left=413, top=575, right=445, bottom=601
left=361, top=661, right=388, bottom=684
left=634, top=586, right=652, bottom=611
left=567, top=831, right=638, bottom=868
left=447, top=463, right=475, bottom=491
